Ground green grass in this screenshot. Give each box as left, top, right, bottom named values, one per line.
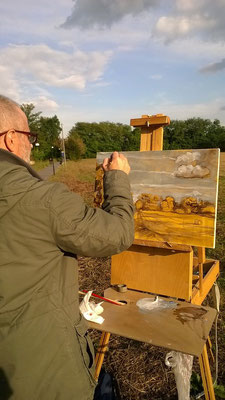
left=51, top=159, right=96, bottom=205
left=51, top=159, right=96, bottom=184
left=207, top=175, right=225, bottom=270
left=31, top=160, right=50, bottom=171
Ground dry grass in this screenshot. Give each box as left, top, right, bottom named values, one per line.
left=219, top=152, right=225, bottom=177
left=51, top=159, right=96, bottom=205
left=51, top=159, right=96, bottom=183
left=207, top=152, right=225, bottom=269
left=31, top=160, right=49, bottom=171
left=52, top=153, right=225, bottom=400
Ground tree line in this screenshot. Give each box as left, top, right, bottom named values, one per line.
left=22, top=103, right=225, bottom=161
left=21, top=104, right=62, bottom=161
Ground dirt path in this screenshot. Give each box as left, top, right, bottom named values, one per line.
left=38, top=161, right=61, bottom=180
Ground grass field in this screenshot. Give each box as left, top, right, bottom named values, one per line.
left=52, top=153, right=225, bottom=400
left=31, top=159, right=50, bottom=171
left=51, top=159, right=96, bottom=205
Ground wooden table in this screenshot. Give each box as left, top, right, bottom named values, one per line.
left=88, top=288, right=217, bottom=357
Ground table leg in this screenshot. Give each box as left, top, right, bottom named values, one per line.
left=206, top=337, right=215, bottom=363
left=94, top=332, right=111, bottom=381
left=199, top=343, right=215, bottom=400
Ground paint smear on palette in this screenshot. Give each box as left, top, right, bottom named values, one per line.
left=95, top=149, right=220, bottom=248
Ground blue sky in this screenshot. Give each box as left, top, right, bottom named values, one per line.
left=1, top=0, right=225, bottom=134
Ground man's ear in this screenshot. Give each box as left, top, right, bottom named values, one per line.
left=4, top=130, right=18, bottom=152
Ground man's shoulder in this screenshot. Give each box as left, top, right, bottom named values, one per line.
left=23, top=179, right=71, bottom=206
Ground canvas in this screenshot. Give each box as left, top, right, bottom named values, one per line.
left=95, top=149, right=220, bottom=248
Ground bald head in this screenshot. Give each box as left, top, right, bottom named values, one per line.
left=0, top=95, right=29, bottom=132
left=0, top=95, right=31, bottom=162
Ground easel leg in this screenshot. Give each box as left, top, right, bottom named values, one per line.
left=199, top=344, right=215, bottom=400
left=206, top=337, right=215, bottom=363
left=94, top=332, right=111, bottom=381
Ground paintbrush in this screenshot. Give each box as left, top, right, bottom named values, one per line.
left=79, top=289, right=125, bottom=306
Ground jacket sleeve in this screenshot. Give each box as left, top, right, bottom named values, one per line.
left=49, top=170, right=134, bottom=257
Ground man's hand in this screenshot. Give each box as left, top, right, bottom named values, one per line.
left=103, top=151, right=130, bottom=175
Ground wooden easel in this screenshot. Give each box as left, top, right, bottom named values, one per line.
left=93, top=114, right=219, bottom=400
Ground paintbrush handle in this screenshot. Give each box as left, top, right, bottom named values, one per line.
left=79, top=290, right=123, bottom=306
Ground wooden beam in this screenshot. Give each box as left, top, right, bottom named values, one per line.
left=130, top=115, right=170, bottom=127
left=94, top=332, right=111, bottom=381
left=192, top=259, right=219, bottom=305
left=199, top=344, right=216, bottom=400
left=151, top=127, right=163, bottom=151
left=198, top=247, right=206, bottom=295
left=139, top=127, right=153, bottom=151
left=133, top=239, right=192, bottom=252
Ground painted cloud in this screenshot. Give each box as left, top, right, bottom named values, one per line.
left=175, top=164, right=210, bottom=178
left=175, top=151, right=201, bottom=165
left=174, top=151, right=210, bottom=178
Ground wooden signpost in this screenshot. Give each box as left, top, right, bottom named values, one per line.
left=90, top=114, right=219, bottom=400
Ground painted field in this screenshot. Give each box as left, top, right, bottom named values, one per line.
left=135, top=209, right=214, bottom=247
left=96, top=149, right=220, bottom=248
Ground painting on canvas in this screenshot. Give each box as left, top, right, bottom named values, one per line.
left=95, top=149, right=220, bottom=248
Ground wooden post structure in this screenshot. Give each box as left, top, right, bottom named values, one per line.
left=94, top=113, right=219, bottom=400
left=131, top=113, right=169, bottom=152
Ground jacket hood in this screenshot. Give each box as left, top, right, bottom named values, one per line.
left=0, top=149, right=42, bottom=219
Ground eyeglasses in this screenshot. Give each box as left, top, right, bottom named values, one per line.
left=0, top=129, right=38, bottom=144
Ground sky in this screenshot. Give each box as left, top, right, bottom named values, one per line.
left=1, top=0, right=225, bottom=134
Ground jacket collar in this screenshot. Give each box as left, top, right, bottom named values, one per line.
left=0, top=149, right=43, bottom=180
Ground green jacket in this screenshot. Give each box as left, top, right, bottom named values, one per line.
left=0, top=149, right=134, bottom=400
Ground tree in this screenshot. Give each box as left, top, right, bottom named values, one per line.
left=164, top=118, right=225, bottom=151
left=21, top=103, right=42, bottom=132
left=36, top=115, right=62, bottom=160
left=67, top=122, right=141, bottom=158
left=65, top=135, right=86, bottom=160
left=21, top=103, right=225, bottom=160
left=122, top=127, right=140, bottom=151
left=21, top=103, right=62, bottom=160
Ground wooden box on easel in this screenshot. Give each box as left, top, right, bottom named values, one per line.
left=111, top=243, right=194, bottom=301
left=111, top=244, right=219, bottom=304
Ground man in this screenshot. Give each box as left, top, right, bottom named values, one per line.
left=0, top=95, right=134, bottom=399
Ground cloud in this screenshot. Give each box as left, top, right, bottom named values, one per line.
left=150, top=74, right=162, bottom=80
left=199, top=58, right=225, bottom=74
left=61, top=0, right=225, bottom=50
left=192, top=190, right=202, bottom=197
left=0, top=44, right=113, bottom=130
left=153, top=0, right=225, bottom=44
left=175, top=152, right=201, bottom=165
left=221, top=106, right=225, bottom=111
left=174, top=150, right=209, bottom=179
left=0, top=44, right=112, bottom=94
left=154, top=15, right=213, bottom=43
left=162, top=37, right=225, bottom=63
left=0, top=65, right=21, bottom=100
left=32, top=96, right=59, bottom=114
left=62, top=0, right=158, bottom=29
left=175, top=164, right=210, bottom=178
left=175, top=0, right=206, bottom=12
left=147, top=97, right=225, bottom=125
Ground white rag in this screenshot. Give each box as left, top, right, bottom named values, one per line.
left=79, top=291, right=104, bottom=324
